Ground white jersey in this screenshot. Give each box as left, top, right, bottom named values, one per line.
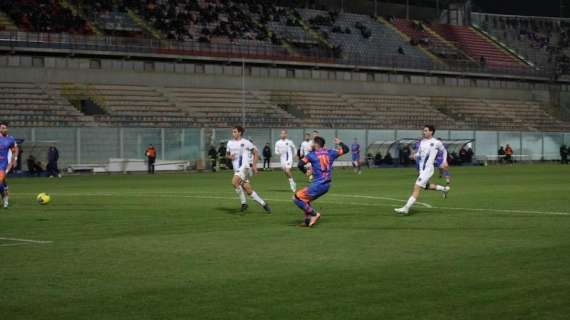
left=227, top=138, right=255, bottom=173
left=248, top=143, right=259, bottom=166
left=300, top=140, right=312, bottom=158
left=416, top=138, right=447, bottom=173
left=275, top=139, right=296, bottom=162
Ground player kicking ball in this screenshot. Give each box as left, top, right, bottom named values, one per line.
left=395, top=125, right=450, bottom=215
left=0, top=122, right=18, bottom=209
left=294, top=136, right=349, bottom=227
left=226, top=126, right=271, bottom=213
left=274, top=130, right=297, bottom=192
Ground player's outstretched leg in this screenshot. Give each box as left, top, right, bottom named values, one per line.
left=243, top=182, right=271, bottom=213
left=430, top=183, right=450, bottom=199
left=293, top=188, right=321, bottom=227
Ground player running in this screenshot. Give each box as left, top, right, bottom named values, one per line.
left=395, top=125, right=450, bottom=215
left=0, top=122, right=18, bottom=209
left=274, top=130, right=297, bottom=192
left=435, top=138, right=451, bottom=185
left=226, top=126, right=271, bottom=213
left=293, top=136, right=349, bottom=227
left=351, top=138, right=362, bottom=175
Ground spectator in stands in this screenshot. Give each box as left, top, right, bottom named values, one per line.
left=262, top=143, right=272, bottom=171
left=560, top=144, right=568, bottom=164
left=208, top=145, right=218, bottom=172
left=480, top=56, right=486, bottom=67
left=398, top=46, right=405, bottom=55
left=498, top=146, right=506, bottom=164
left=145, top=144, right=157, bottom=174
left=47, top=145, right=61, bottom=178
left=505, top=144, right=514, bottom=164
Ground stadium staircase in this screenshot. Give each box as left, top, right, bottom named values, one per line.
left=430, top=24, right=526, bottom=69
left=126, top=9, right=164, bottom=41
left=381, top=17, right=445, bottom=66
left=57, top=0, right=103, bottom=36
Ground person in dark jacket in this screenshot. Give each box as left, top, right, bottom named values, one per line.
left=262, top=143, right=272, bottom=170
left=47, top=145, right=61, bottom=178
left=208, top=145, right=218, bottom=172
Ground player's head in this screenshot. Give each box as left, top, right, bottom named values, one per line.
left=280, top=130, right=288, bottom=140
left=312, top=130, right=319, bottom=139
left=423, top=125, right=435, bottom=139
left=304, top=133, right=311, bottom=141
left=232, top=126, right=244, bottom=139
left=353, top=138, right=358, bottom=143
left=0, top=122, right=7, bottom=136
left=313, top=136, right=325, bottom=150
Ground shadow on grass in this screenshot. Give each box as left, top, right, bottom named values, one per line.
left=214, top=207, right=244, bottom=215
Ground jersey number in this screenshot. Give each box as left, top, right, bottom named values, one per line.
left=318, top=155, right=331, bottom=172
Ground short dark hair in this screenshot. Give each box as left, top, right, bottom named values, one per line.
left=424, top=125, right=436, bottom=135
left=313, top=136, right=325, bottom=148
left=233, top=126, right=245, bottom=135
left=0, top=121, right=8, bottom=127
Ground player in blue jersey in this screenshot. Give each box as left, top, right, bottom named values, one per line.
left=293, top=136, right=349, bottom=227
left=0, top=122, right=18, bottom=209
left=351, top=138, right=362, bottom=175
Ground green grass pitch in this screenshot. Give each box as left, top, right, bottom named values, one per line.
left=1, top=165, right=569, bottom=320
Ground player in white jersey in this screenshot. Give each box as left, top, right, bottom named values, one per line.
left=298, top=131, right=319, bottom=180
left=226, top=126, right=271, bottom=213
left=274, top=130, right=297, bottom=192
left=395, top=125, right=450, bottom=215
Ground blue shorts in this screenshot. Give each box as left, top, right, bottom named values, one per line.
left=295, top=182, right=330, bottom=203
left=0, top=161, right=8, bottom=172
left=352, top=154, right=360, bottom=162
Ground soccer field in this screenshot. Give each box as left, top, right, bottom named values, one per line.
left=1, top=165, right=569, bottom=320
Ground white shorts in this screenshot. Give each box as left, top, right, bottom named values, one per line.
left=234, top=166, right=253, bottom=182
left=280, top=158, right=293, bottom=170
left=415, top=168, right=434, bottom=189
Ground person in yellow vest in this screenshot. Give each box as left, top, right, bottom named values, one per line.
left=145, top=144, right=157, bottom=174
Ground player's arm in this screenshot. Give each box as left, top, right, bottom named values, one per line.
left=291, top=141, right=297, bottom=160
left=274, top=141, right=280, bottom=156
left=252, top=147, right=259, bottom=174
left=8, top=143, right=18, bottom=173
left=438, top=142, right=448, bottom=163
left=226, top=149, right=234, bottom=160
left=334, top=138, right=349, bottom=156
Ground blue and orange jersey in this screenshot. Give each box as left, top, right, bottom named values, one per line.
left=0, top=135, right=16, bottom=166
left=302, top=147, right=345, bottom=183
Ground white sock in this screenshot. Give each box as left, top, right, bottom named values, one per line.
left=288, top=178, right=295, bottom=184
left=235, top=188, right=247, bottom=204
left=403, top=196, right=416, bottom=210
left=250, top=191, right=266, bottom=206
left=435, top=185, right=445, bottom=191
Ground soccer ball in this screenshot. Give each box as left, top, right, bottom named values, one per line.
left=37, top=193, right=51, bottom=205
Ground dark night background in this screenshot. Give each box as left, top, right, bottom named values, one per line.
left=472, top=0, right=570, bottom=17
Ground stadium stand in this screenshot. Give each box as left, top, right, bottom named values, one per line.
left=0, top=82, right=94, bottom=127
left=472, top=13, right=570, bottom=72
left=390, top=18, right=477, bottom=68
left=163, top=87, right=300, bottom=128
left=0, top=0, right=92, bottom=34
left=430, top=23, right=526, bottom=70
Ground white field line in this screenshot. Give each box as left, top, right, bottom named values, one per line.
left=0, top=237, right=53, bottom=244
left=11, top=192, right=570, bottom=216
